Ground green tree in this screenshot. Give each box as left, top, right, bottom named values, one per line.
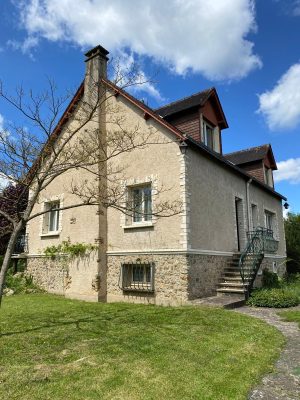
left=284, top=213, right=300, bottom=274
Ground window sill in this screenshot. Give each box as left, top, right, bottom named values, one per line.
left=40, top=232, right=60, bottom=237
left=123, top=222, right=154, bottom=230
left=122, top=286, right=154, bottom=293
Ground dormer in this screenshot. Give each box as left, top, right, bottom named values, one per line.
left=225, top=144, right=277, bottom=188
left=155, top=88, right=228, bottom=154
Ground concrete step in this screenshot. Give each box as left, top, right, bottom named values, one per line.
left=219, top=282, right=248, bottom=288
left=217, top=288, right=247, bottom=295
left=190, top=295, right=245, bottom=309
left=224, top=267, right=255, bottom=272
left=222, top=277, right=249, bottom=283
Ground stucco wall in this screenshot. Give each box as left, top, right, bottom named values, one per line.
left=106, top=93, right=183, bottom=253
left=187, top=148, right=286, bottom=257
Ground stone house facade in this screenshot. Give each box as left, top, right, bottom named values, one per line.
left=19, top=45, right=287, bottom=306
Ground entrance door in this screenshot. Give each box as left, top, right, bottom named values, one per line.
left=235, top=198, right=245, bottom=251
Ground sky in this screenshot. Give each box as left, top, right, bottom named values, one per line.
left=0, top=0, right=300, bottom=214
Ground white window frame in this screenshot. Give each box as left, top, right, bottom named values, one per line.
left=48, top=201, right=60, bottom=232
left=251, top=203, right=258, bottom=230
left=40, top=197, right=63, bottom=236
left=129, top=184, right=152, bottom=224
left=202, top=120, right=214, bottom=150
left=264, top=210, right=274, bottom=232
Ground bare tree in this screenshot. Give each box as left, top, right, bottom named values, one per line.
left=0, top=59, right=182, bottom=305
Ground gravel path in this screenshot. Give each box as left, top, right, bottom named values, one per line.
left=235, top=305, right=300, bottom=400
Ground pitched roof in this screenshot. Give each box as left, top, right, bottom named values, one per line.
left=155, top=87, right=228, bottom=129
left=225, top=144, right=277, bottom=169
left=155, top=88, right=213, bottom=118
left=33, top=78, right=285, bottom=200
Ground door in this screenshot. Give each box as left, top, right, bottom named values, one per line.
left=235, top=197, right=245, bottom=251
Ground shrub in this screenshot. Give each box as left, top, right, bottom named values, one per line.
left=247, top=288, right=299, bottom=308
left=5, top=271, right=42, bottom=294
left=262, top=269, right=280, bottom=288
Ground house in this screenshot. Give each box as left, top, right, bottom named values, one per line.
left=18, top=45, right=287, bottom=305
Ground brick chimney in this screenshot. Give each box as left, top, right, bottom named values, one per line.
left=84, top=44, right=109, bottom=98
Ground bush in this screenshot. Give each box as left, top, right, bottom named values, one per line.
left=247, top=288, right=299, bottom=308
left=262, top=269, right=280, bottom=288
left=5, top=271, right=42, bottom=294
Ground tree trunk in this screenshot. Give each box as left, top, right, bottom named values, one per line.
left=0, top=223, right=23, bottom=307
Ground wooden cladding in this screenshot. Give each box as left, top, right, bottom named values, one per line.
left=169, top=111, right=201, bottom=142
left=239, top=161, right=265, bottom=184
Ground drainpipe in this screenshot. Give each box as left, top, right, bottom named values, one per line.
left=246, top=178, right=253, bottom=232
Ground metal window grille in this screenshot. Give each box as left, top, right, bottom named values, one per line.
left=121, top=261, right=154, bottom=292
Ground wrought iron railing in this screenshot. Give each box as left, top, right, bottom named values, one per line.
left=14, top=233, right=29, bottom=254
left=239, top=227, right=278, bottom=299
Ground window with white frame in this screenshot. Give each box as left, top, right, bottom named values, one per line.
left=43, top=201, right=60, bottom=234
left=265, top=210, right=274, bottom=232
left=202, top=121, right=214, bottom=150
left=251, top=204, right=258, bottom=230
left=264, top=166, right=274, bottom=187
left=128, top=184, right=152, bottom=223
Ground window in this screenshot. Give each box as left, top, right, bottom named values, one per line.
left=43, top=201, right=60, bottom=234
left=264, top=166, right=273, bottom=187
left=202, top=121, right=214, bottom=150
left=251, top=204, right=258, bottom=230
left=121, top=262, right=154, bottom=292
left=130, top=185, right=152, bottom=223
left=265, top=210, right=274, bottom=232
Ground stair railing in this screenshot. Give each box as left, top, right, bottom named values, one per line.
left=238, top=227, right=278, bottom=299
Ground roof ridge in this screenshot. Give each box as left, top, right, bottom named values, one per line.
left=155, top=87, right=214, bottom=112
left=225, top=144, right=270, bottom=156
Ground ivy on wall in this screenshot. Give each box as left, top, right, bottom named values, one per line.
left=43, top=239, right=97, bottom=259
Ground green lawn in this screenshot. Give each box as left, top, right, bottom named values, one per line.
left=279, top=310, right=300, bottom=328
left=0, top=294, right=284, bottom=400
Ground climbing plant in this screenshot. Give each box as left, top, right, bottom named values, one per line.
left=44, top=239, right=97, bottom=259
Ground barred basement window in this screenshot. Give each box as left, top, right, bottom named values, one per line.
left=121, top=262, right=154, bottom=292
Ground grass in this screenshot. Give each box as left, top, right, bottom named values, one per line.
left=278, top=311, right=300, bottom=328
left=0, top=294, right=284, bottom=400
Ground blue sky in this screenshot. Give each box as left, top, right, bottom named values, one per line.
left=0, top=0, right=300, bottom=213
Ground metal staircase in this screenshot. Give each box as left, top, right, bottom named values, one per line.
left=217, top=227, right=278, bottom=299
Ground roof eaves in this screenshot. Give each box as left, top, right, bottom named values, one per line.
left=155, top=87, right=213, bottom=117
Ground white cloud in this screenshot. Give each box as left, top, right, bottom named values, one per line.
left=14, top=0, right=261, bottom=81
left=258, top=63, right=300, bottom=130
left=292, top=0, right=300, bottom=15
left=111, top=50, right=165, bottom=102
left=283, top=206, right=290, bottom=219
left=0, top=115, right=11, bottom=189
left=0, top=114, right=4, bottom=131
left=274, top=158, right=300, bottom=184
left=7, top=36, right=39, bottom=59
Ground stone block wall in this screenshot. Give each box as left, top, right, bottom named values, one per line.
left=26, top=251, right=100, bottom=301
left=26, top=256, right=67, bottom=294
left=254, top=256, right=287, bottom=287
left=187, top=254, right=231, bottom=299
left=107, top=254, right=189, bottom=306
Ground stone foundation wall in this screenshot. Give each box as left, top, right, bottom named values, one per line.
left=26, top=256, right=67, bottom=295
left=187, top=254, right=231, bottom=299
left=26, top=251, right=100, bottom=301
left=107, top=254, right=189, bottom=306
left=254, top=256, right=287, bottom=287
